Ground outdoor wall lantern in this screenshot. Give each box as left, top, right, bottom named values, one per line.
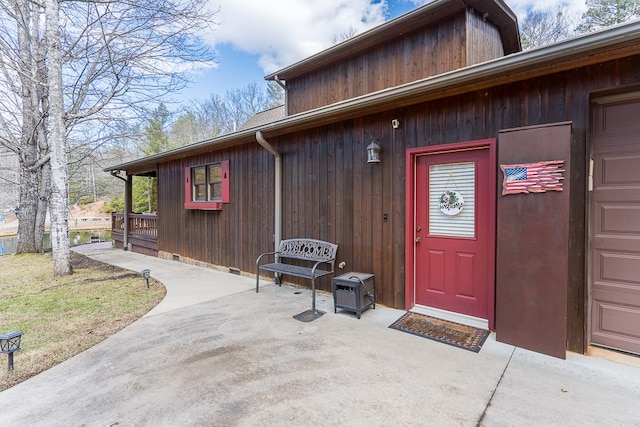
left=141, top=269, right=151, bottom=288
left=0, top=331, right=23, bottom=372
left=367, top=139, right=381, bottom=163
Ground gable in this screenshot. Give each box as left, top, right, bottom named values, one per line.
left=267, top=0, right=520, bottom=115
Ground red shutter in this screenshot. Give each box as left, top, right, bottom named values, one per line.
left=221, top=160, right=230, bottom=203
left=184, top=167, right=192, bottom=209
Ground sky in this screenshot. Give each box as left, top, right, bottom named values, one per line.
left=174, top=0, right=588, bottom=104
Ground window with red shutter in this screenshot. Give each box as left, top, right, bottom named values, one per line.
left=184, top=160, right=229, bottom=210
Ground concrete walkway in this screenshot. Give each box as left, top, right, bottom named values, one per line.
left=1, top=244, right=640, bottom=426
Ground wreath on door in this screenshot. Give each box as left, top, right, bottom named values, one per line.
left=438, top=172, right=465, bottom=216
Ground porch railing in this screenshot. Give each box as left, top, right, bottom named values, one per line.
left=111, top=213, right=158, bottom=240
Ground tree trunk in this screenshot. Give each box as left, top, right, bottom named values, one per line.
left=16, top=162, right=39, bottom=253
left=45, top=0, right=71, bottom=275
left=15, top=0, right=41, bottom=254
left=35, top=161, right=51, bottom=252
left=36, top=40, right=51, bottom=254
left=91, top=165, right=97, bottom=202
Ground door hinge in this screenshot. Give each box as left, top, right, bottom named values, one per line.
left=588, top=158, right=594, bottom=192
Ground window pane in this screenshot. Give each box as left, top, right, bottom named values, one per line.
left=209, top=164, right=222, bottom=182
left=210, top=183, right=222, bottom=200
left=193, top=167, right=206, bottom=184
left=194, top=184, right=206, bottom=201
left=428, top=162, right=475, bottom=238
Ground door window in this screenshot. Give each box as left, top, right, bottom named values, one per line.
left=428, top=162, right=475, bottom=238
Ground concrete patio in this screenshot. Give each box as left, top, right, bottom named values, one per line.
left=0, top=244, right=639, bottom=426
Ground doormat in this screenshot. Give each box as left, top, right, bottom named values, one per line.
left=293, top=309, right=325, bottom=322
left=389, top=312, right=489, bottom=353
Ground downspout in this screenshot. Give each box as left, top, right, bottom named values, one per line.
left=256, top=130, right=282, bottom=255
left=109, top=170, right=129, bottom=251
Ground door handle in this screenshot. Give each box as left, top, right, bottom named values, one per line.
left=415, top=237, right=422, bottom=243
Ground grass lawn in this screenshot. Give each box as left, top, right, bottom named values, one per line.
left=0, top=251, right=165, bottom=391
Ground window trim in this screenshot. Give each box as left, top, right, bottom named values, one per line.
left=184, top=160, right=229, bottom=210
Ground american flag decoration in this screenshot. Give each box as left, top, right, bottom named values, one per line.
left=501, top=160, right=565, bottom=195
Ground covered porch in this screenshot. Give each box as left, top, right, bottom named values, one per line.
left=107, top=165, right=158, bottom=256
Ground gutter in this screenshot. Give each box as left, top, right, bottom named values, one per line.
left=255, top=131, right=282, bottom=256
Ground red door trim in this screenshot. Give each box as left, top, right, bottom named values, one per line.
left=405, top=139, right=497, bottom=330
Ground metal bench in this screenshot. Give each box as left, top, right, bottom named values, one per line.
left=256, top=238, right=338, bottom=314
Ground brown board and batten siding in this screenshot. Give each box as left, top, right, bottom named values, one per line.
left=466, top=8, right=504, bottom=64
left=157, top=146, right=275, bottom=272
left=286, top=10, right=504, bottom=115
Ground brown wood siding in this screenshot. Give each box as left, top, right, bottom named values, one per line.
left=157, top=145, right=275, bottom=271
left=267, top=117, right=406, bottom=308
left=287, top=13, right=469, bottom=115
left=156, top=55, right=640, bottom=352
left=466, top=7, right=504, bottom=65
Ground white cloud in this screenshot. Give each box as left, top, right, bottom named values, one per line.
left=198, top=0, right=590, bottom=77
left=204, top=0, right=387, bottom=74
left=379, top=0, right=587, bottom=22
left=506, top=0, right=587, bottom=21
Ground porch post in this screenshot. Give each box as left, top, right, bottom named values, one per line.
left=123, top=174, right=132, bottom=251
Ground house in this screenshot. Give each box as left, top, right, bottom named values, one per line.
left=105, top=0, right=640, bottom=359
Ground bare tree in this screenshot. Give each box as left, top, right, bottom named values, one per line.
left=267, top=81, right=285, bottom=109
left=192, top=94, right=235, bottom=137
left=331, top=26, right=359, bottom=44
left=577, top=0, right=640, bottom=33
left=0, top=0, right=216, bottom=269
left=224, top=82, right=269, bottom=130
left=0, top=0, right=49, bottom=253
left=67, top=124, right=122, bottom=204
left=520, top=6, right=577, bottom=50
left=183, top=82, right=275, bottom=141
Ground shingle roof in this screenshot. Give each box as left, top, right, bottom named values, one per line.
left=238, top=105, right=285, bottom=131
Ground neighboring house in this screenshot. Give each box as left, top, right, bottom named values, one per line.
left=105, top=0, right=640, bottom=359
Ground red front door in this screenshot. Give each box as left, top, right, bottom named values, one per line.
left=407, top=141, right=495, bottom=326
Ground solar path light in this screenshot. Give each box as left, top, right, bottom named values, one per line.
left=141, top=269, right=151, bottom=288
left=0, top=331, right=23, bottom=372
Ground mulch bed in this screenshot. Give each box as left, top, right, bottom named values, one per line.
left=71, top=251, right=125, bottom=273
